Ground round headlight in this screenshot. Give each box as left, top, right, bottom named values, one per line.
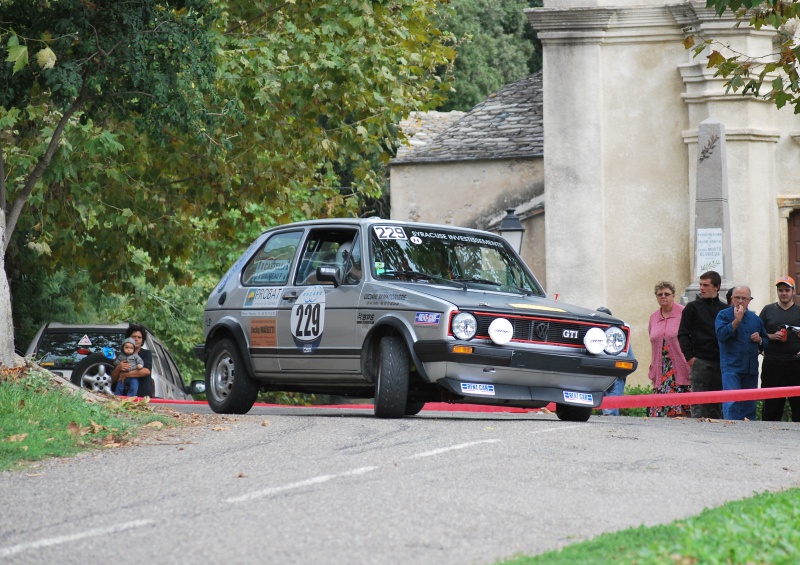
left=604, top=326, right=626, bottom=355
left=452, top=312, right=477, bottom=340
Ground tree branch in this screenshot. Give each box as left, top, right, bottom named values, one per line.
left=3, top=85, right=89, bottom=251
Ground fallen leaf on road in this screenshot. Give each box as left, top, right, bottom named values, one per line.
left=237, top=472, right=247, bottom=478
left=146, top=421, right=165, bottom=429
left=212, top=426, right=230, bottom=431
left=261, top=421, right=270, bottom=427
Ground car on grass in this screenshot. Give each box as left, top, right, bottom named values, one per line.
left=25, top=322, right=197, bottom=400
left=196, top=218, right=638, bottom=421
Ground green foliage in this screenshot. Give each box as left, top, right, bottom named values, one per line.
left=436, top=0, right=542, bottom=111
left=500, top=487, right=800, bottom=564
left=686, top=1, right=800, bottom=113
left=0, top=366, right=169, bottom=471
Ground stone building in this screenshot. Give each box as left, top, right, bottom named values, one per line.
left=390, top=0, right=800, bottom=384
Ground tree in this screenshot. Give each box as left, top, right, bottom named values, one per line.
left=1, top=0, right=456, bottom=367
left=685, top=0, right=800, bottom=112
left=1, top=0, right=220, bottom=367
left=436, top=0, right=542, bottom=111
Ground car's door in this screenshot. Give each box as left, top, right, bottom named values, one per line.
left=237, top=230, right=304, bottom=376
left=150, top=338, right=187, bottom=399
left=277, top=228, right=363, bottom=376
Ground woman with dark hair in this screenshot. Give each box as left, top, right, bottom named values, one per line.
left=111, top=324, right=154, bottom=397
left=648, top=281, right=692, bottom=417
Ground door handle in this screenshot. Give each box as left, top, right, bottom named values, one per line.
left=282, top=291, right=298, bottom=301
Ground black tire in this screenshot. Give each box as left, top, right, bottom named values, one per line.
left=374, top=335, right=410, bottom=418
left=555, top=403, right=592, bottom=422
left=71, top=353, right=116, bottom=395
left=205, top=338, right=259, bottom=414
left=404, top=401, right=425, bottom=416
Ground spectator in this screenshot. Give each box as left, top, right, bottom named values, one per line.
left=113, top=338, right=144, bottom=397
left=111, top=324, right=154, bottom=397
left=725, top=287, right=734, bottom=305
left=758, top=276, right=800, bottom=422
left=678, top=271, right=727, bottom=418
left=715, top=285, right=768, bottom=420
left=595, top=306, right=624, bottom=416
left=648, top=281, right=691, bottom=417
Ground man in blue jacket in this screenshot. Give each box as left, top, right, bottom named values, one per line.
left=715, top=285, right=768, bottom=420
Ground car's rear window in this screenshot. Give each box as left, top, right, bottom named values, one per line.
left=32, top=330, right=125, bottom=369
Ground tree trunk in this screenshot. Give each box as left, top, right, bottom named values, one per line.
left=0, top=210, right=19, bottom=368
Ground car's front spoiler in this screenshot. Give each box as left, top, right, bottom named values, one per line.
left=437, top=378, right=605, bottom=408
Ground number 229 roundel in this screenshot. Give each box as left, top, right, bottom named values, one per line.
left=291, top=286, right=326, bottom=343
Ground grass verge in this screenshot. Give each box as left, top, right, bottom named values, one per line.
left=500, top=487, right=800, bottom=565
left=0, top=363, right=172, bottom=472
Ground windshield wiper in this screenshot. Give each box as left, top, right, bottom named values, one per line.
left=452, top=277, right=503, bottom=287
left=382, top=270, right=467, bottom=290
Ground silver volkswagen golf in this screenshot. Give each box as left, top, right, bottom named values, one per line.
left=197, top=219, right=637, bottom=421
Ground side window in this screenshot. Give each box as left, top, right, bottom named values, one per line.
left=242, top=231, right=302, bottom=286
left=295, top=229, right=359, bottom=286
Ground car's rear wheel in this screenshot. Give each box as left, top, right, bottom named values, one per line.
left=555, top=403, right=592, bottom=422
left=71, top=353, right=115, bottom=395
left=206, top=339, right=259, bottom=414
left=374, top=335, right=409, bottom=418
left=404, top=401, right=425, bottom=416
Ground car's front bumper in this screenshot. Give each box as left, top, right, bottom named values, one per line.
left=414, top=340, right=636, bottom=406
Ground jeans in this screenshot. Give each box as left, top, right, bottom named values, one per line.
left=602, top=377, right=626, bottom=416
left=689, top=358, right=723, bottom=419
left=115, top=376, right=140, bottom=397
left=721, top=371, right=758, bottom=420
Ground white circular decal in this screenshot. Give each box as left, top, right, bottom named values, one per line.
left=291, top=286, right=326, bottom=342
left=583, top=327, right=606, bottom=354
left=488, top=318, right=514, bottom=345
left=410, top=236, right=422, bottom=244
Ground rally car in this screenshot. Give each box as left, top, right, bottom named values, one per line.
left=196, top=218, right=637, bottom=421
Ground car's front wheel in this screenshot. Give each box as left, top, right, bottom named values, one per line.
left=71, top=353, right=115, bottom=395
left=555, top=403, right=592, bottom=422
left=404, top=401, right=425, bottom=416
left=206, top=339, right=259, bottom=414
left=374, top=335, right=410, bottom=418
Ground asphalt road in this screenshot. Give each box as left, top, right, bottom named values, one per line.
left=1, top=407, right=799, bottom=564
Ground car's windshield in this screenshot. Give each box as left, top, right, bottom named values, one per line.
left=370, top=224, right=544, bottom=295
left=32, top=330, right=125, bottom=369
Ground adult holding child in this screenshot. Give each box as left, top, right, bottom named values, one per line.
left=758, top=276, right=800, bottom=422
left=648, top=281, right=692, bottom=417
left=111, top=323, right=154, bottom=397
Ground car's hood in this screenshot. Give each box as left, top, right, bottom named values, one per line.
left=383, top=282, right=626, bottom=325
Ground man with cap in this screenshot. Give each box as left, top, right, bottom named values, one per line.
left=758, top=275, right=800, bottom=422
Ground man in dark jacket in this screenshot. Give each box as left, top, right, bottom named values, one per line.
left=678, top=270, right=727, bottom=418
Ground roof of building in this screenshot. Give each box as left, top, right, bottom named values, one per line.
left=392, top=71, right=543, bottom=165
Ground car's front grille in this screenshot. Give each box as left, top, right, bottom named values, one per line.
left=467, top=311, right=628, bottom=350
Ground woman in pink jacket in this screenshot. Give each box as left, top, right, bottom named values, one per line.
left=648, top=281, right=692, bottom=417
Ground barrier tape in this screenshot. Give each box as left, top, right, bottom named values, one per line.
left=599, top=385, right=800, bottom=409
left=149, top=386, right=800, bottom=413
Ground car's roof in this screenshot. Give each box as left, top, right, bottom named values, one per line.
left=261, top=218, right=504, bottom=238
left=41, top=322, right=131, bottom=331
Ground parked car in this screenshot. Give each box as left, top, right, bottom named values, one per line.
left=26, top=322, right=199, bottom=400
left=197, top=218, right=638, bottom=421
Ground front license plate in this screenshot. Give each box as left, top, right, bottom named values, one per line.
left=461, top=383, right=496, bottom=396
left=563, top=391, right=593, bottom=405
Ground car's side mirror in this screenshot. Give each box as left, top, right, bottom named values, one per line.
left=316, top=266, right=341, bottom=287
left=188, top=379, right=206, bottom=396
